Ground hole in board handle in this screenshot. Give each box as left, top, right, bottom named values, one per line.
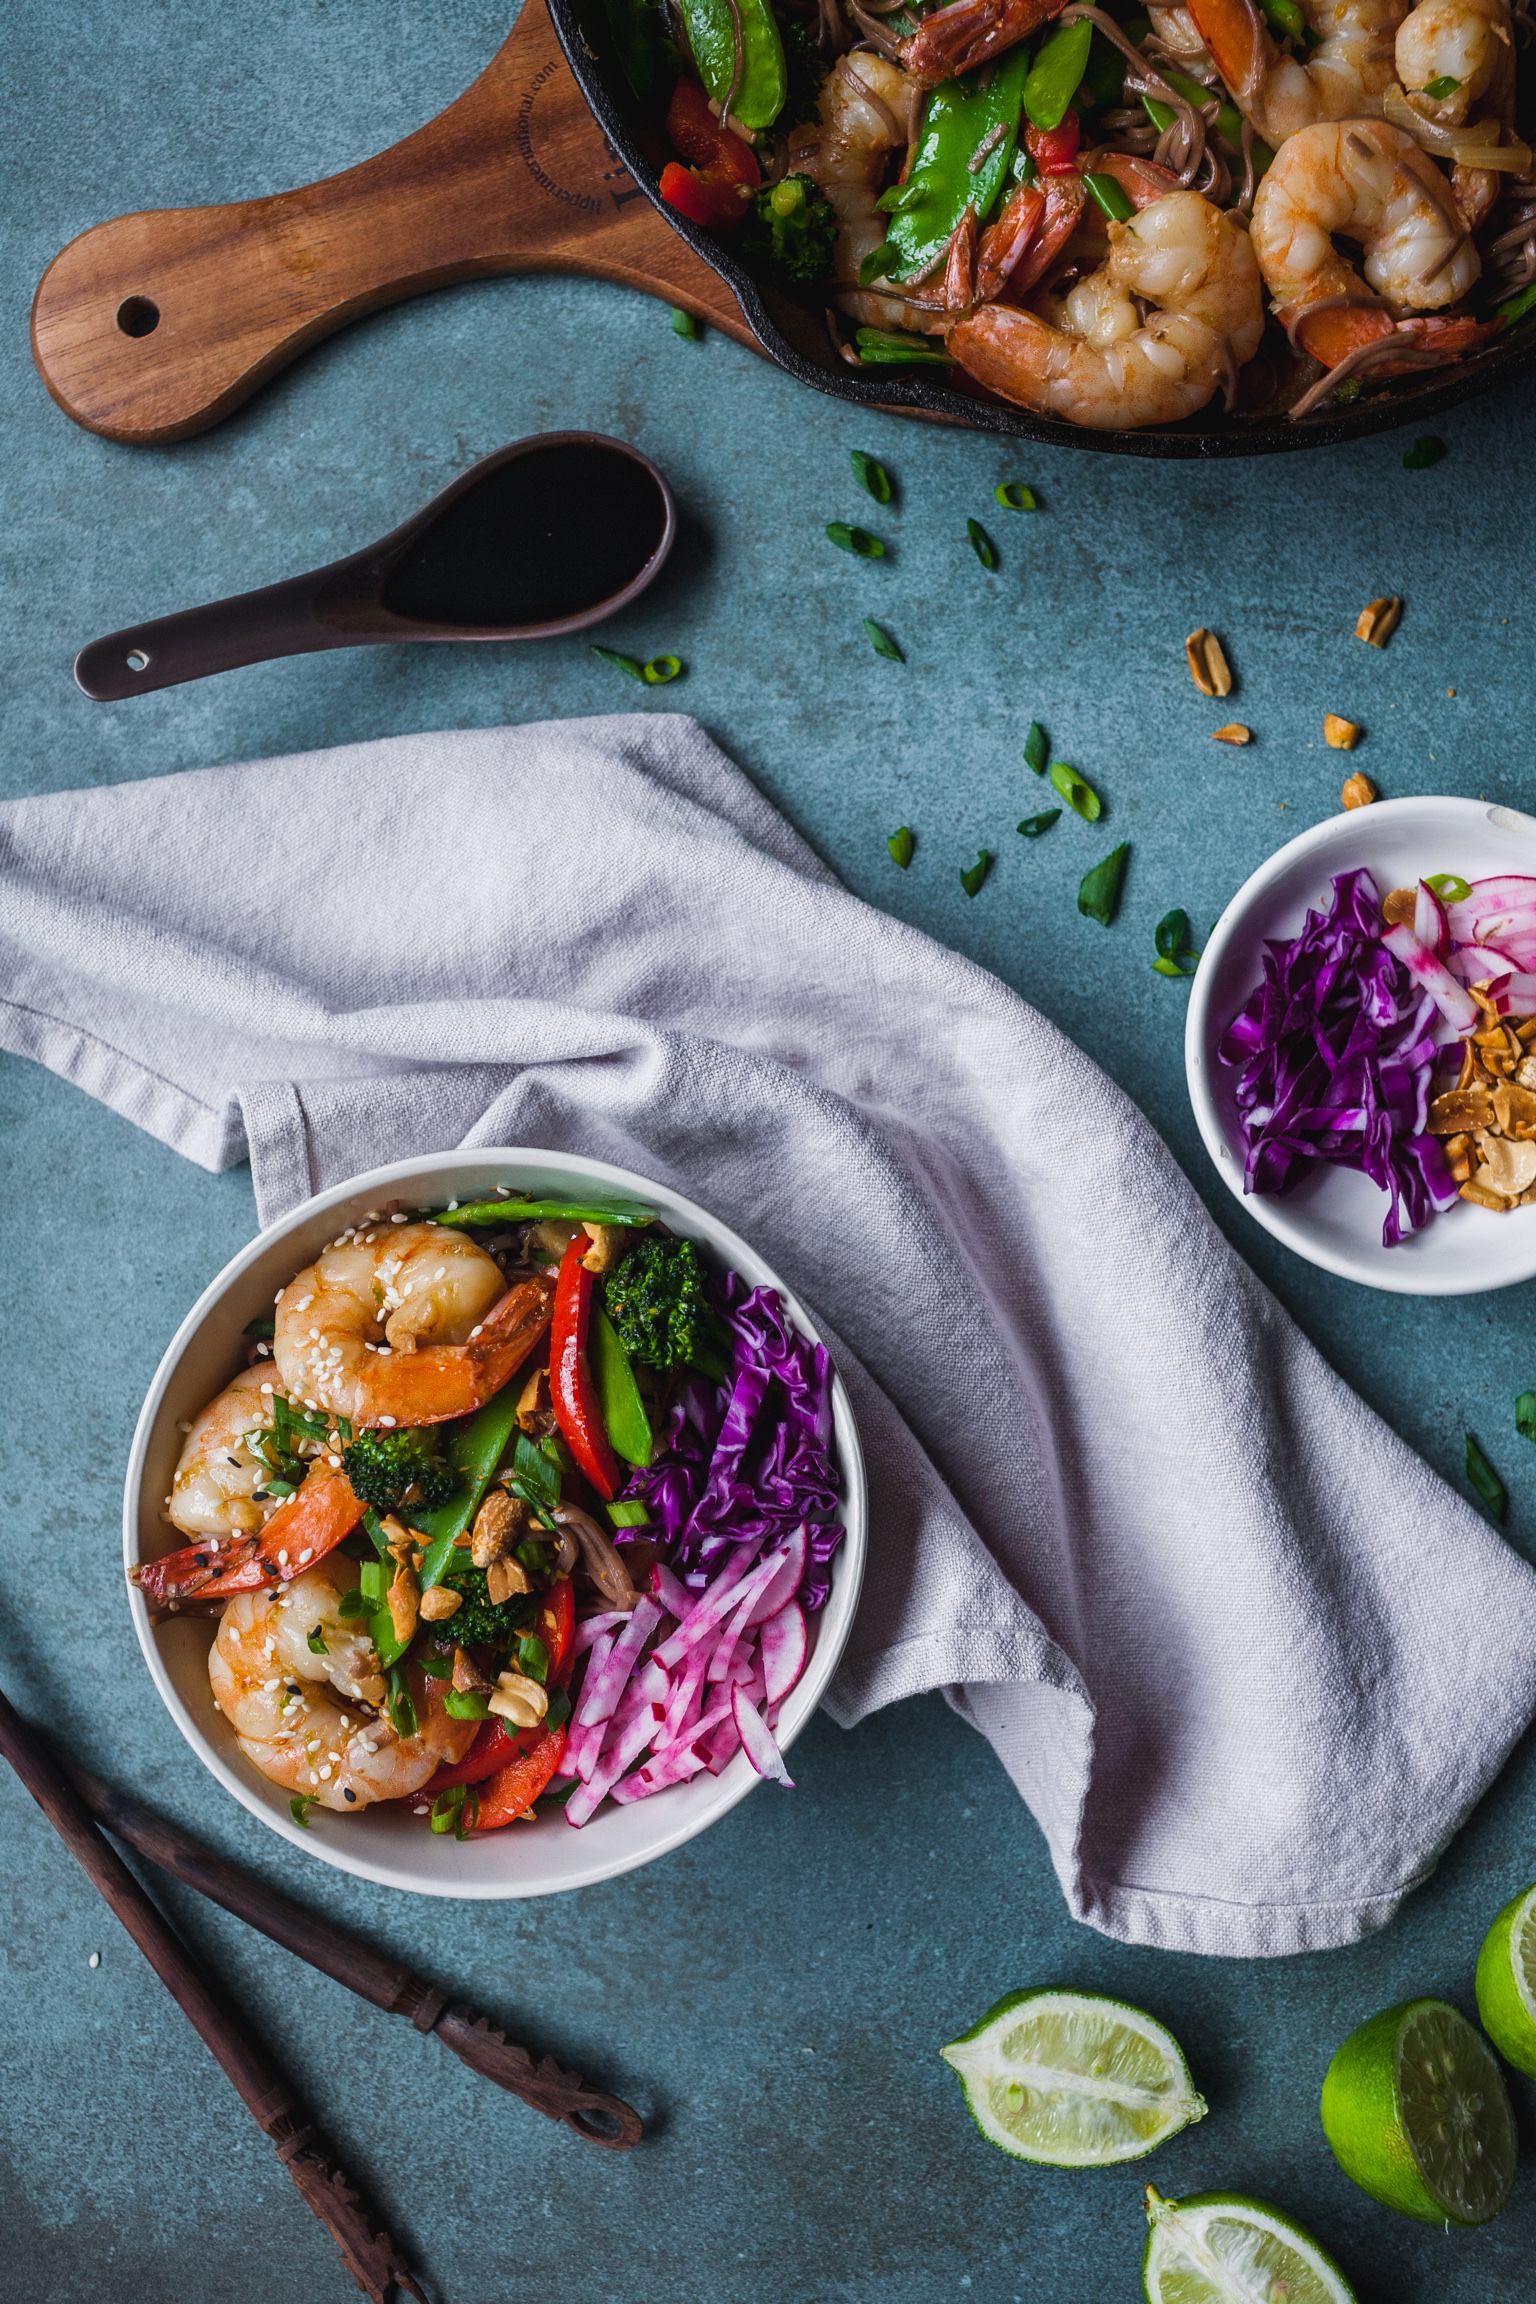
left=126, top=650, right=149, bottom=673
left=116, top=297, right=160, bottom=339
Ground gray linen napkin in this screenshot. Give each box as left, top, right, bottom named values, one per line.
left=4, top=713, right=1534, bottom=1955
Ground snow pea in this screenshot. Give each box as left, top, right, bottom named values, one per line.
left=1023, top=19, right=1092, bottom=131
left=676, top=0, right=787, bottom=132
left=415, top=1381, right=529, bottom=1591
left=590, top=1307, right=654, bottom=1468
left=879, top=43, right=1034, bottom=284
left=434, top=1196, right=654, bottom=1228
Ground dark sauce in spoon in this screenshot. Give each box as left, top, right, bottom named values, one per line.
left=381, top=442, right=668, bottom=628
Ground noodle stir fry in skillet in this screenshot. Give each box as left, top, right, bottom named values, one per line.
left=134, top=1195, right=844, bottom=1839
left=633, top=0, right=1536, bottom=425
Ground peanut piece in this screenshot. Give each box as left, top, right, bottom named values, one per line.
left=1326, top=715, right=1363, bottom=751
left=1340, top=772, right=1376, bottom=810
left=1355, top=596, right=1403, bottom=648
left=470, top=1487, right=522, bottom=1569
left=452, top=1645, right=493, bottom=1694
left=516, top=1362, right=553, bottom=1435
left=418, top=1585, right=462, bottom=1622
left=488, top=1671, right=548, bottom=1729
left=486, top=1554, right=531, bottom=1606
left=1211, top=724, right=1251, bottom=745
left=1381, top=887, right=1417, bottom=927
left=387, top=1564, right=419, bottom=1646
left=1185, top=629, right=1232, bottom=697
left=581, top=1222, right=632, bottom=1273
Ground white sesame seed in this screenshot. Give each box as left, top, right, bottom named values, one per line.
left=260, top=1382, right=274, bottom=1394
left=176, top=1419, right=192, bottom=1433
left=88, top=1953, right=100, bottom=1969
left=433, top=1266, right=447, bottom=1280
left=278, top=1550, right=289, bottom=1565
left=318, top=1764, right=333, bottom=1780
left=299, top=1548, right=313, bottom=1562
left=379, top=1415, right=397, bottom=1427
left=469, top=1325, right=483, bottom=1339
left=401, top=1284, right=413, bottom=1298
left=391, top=1213, right=407, bottom=1223
left=447, top=1200, right=459, bottom=1210
left=327, top=1455, right=340, bottom=1469
left=309, top=1772, right=319, bottom=1786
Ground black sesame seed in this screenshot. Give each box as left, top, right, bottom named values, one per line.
left=343, top=1787, right=357, bottom=1803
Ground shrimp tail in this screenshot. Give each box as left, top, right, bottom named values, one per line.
left=1182, top=0, right=1271, bottom=112
left=1297, top=300, right=1502, bottom=367
left=350, top=1273, right=557, bottom=1431
left=135, top=1464, right=364, bottom=1604
left=975, top=184, right=1046, bottom=303
left=901, top=0, right=1068, bottom=86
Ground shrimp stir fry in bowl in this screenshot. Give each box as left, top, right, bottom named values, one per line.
left=132, top=1187, right=850, bottom=1846
left=636, top=0, right=1535, bottom=427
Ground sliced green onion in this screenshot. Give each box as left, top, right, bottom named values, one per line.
left=854, top=327, right=956, bottom=368
left=1495, top=277, right=1536, bottom=329
left=387, top=1664, right=419, bottom=1741
left=590, top=645, right=646, bottom=681
left=852, top=450, right=893, bottom=503
left=1017, top=809, right=1061, bottom=838
left=1403, top=436, right=1447, bottom=469
left=1152, top=957, right=1190, bottom=977
left=1083, top=171, right=1135, bottom=222
left=545, top=1685, right=574, bottom=1732
left=1517, top=1391, right=1536, bottom=1446
left=888, top=825, right=915, bottom=869
left=430, top=1783, right=480, bottom=1839
left=1050, top=761, right=1102, bottom=821
left=858, top=242, right=902, bottom=287
left=337, top=1587, right=367, bottom=1619
left=864, top=617, right=904, bottom=661
left=1425, top=872, right=1472, bottom=901
left=1334, top=379, right=1363, bottom=406
left=1466, top=1432, right=1506, bottom=1522
left=967, top=518, right=998, bottom=570
left=1023, top=720, right=1049, bottom=774
left=960, top=849, right=992, bottom=898
left=306, top=1626, right=328, bottom=1655
left=1079, top=842, right=1130, bottom=926
left=518, top=1632, right=551, bottom=1686
left=827, top=521, right=886, bottom=557
left=642, top=654, right=683, bottom=684
left=670, top=306, right=700, bottom=339
left=243, top=1315, right=276, bottom=1340
left=1422, top=72, right=1460, bottom=97
left=1155, top=908, right=1190, bottom=961
left=1257, top=0, right=1306, bottom=41
left=607, top=1500, right=652, bottom=1527
left=444, top=1689, right=490, bottom=1719
left=996, top=481, right=1037, bottom=511
left=1023, top=17, right=1093, bottom=130
left=289, top=1795, right=320, bottom=1829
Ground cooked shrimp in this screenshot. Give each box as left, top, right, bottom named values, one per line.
left=1250, top=117, right=1480, bottom=314
left=901, top=0, right=1065, bottom=84
left=792, top=54, right=928, bottom=326
left=273, top=1221, right=554, bottom=1429
left=169, top=1364, right=281, bottom=1537
left=1184, top=0, right=1409, bottom=143
left=209, top=1564, right=477, bottom=1810
left=1396, top=0, right=1515, bottom=130
left=1147, top=2, right=1216, bottom=66
left=949, top=188, right=1263, bottom=427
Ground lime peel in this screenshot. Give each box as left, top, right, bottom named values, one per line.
left=940, top=1986, right=1206, bottom=2167
left=1142, top=2185, right=1358, bottom=2304
left=1475, top=1880, right=1536, bottom=2079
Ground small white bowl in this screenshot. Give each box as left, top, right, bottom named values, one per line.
left=125, top=1149, right=866, bottom=1897
left=1186, top=795, right=1536, bottom=1296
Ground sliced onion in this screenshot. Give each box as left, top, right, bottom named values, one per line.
left=1382, top=922, right=1480, bottom=1030
left=1382, top=83, right=1533, bottom=169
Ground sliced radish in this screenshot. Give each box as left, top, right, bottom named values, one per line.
left=742, top=1522, right=809, bottom=1625
left=650, top=1563, right=693, bottom=1620
left=732, top=1688, right=794, bottom=1786
left=1382, top=923, right=1479, bottom=1031
left=652, top=1543, right=782, bottom=1670
left=573, top=1596, right=661, bottom=1730
left=571, top=1611, right=628, bottom=1655
left=1448, top=945, right=1520, bottom=983
left=1414, top=880, right=1449, bottom=957
left=761, top=1602, right=808, bottom=1704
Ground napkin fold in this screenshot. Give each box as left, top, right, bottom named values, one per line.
left=5, top=714, right=1534, bottom=1955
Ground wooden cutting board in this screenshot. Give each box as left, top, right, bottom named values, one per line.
left=30, top=0, right=764, bottom=446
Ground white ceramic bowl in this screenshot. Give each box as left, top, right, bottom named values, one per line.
left=1186, top=796, right=1536, bottom=1296
left=125, top=1149, right=867, bottom=1896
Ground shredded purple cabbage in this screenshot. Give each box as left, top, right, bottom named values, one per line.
left=618, top=1274, right=843, bottom=1608
left=1216, top=867, right=1458, bottom=1248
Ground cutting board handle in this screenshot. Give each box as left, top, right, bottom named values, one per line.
left=31, top=0, right=755, bottom=445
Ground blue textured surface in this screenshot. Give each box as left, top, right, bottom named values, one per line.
left=5, top=5, right=1536, bottom=2298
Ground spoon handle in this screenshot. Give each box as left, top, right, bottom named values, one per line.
left=32, top=0, right=755, bottom=446
left=73, top=566, right=355, bottom=700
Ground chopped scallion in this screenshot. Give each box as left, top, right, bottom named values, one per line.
left=545, top=1685, right=574, bottom=1731
left=827, top=521, right=886, bottom=557
left=864, top=617, right=904, bottom=661
left=1422, top=73, right=1460, bottom=97
left=1152, top=907, right=1200, bottom=977
left=852, top=450, right=893, bottom=503
left=858, top=243, right=902, bottom=287
left=1079, top=843, right=1130, bottom=926
left=642, top=654, right=683, bottom=684
left=1403, top=436, right=1447, bottom=469
left=888, top=825, right=915, bottom=869
left=670, top=307, right=700, bottom=339
left=289, top=1795, right=320, bottom=1829
left=967, top=518, right=998, bottom=570
left=444, top=1689, right=491, bottom=1719
left=854, top=327, right=956, bottom=368
left=960, top=849, right=993, bottom=898
left=1466, top=1432, right=1506, bottom=1522
left=995, top=482, right=1037, bottom=511
left=1425, top=872, right=1472, bottom=901
left=1023, top=720, right=1049, bottom=774
left=590, top=645, right=646, bottom=681
left=1517, top=1390, right=1536, bottom=1446
left=1050, top=761, right=1102, bottom=821
left=306, top=1625, right=328, bottom=1655
left=1017, top=810, right=1061, bottom=838
left=1083, top=171, right=1135, bottom=222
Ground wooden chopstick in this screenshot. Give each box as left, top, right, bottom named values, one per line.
left=66, top=1758, right=643, bottom=2148
left=0, top=1686, right=423, bottom=2304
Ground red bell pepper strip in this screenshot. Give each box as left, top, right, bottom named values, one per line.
left=1025, top=110, right=1081, bottom=174
left=132, top=1463, right=364, bottom=1606
left=420, top=1576, right=577, bottom=1799
left=467, top=1721, right=569, bottom=1831
left=660, top=78, right=760, bottom=232
left=550, top=1239, right=622, bottom=1501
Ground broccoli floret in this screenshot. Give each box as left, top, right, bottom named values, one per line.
left=605, top=1236, right=726, bottom=1370
left=433, top=1565, right=535, bottom=1651
left=341, top=1427, right=457, bottom=1515
left=741, top=176, right=838, bottom=288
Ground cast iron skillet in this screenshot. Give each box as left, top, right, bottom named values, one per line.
left=549, top=0, right=1534, bottom=458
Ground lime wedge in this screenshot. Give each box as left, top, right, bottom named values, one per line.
left=1142, top=2185, right=1358, bottom=2304
left=1320, top=1997, right=1516, bottom=2226
left=940, top=1987, right=1206, bottom=2166
left=1475, top=1881, right=1536, bottom=2080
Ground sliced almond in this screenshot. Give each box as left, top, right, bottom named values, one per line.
left=1186, top=629, right=1232, bottom=698
left=1355, top=596, right=1403, bottom=648
left=1211, top=723, right=1250, bottom=745
left=1326, top=715, right=1363, bottom=751
left=1340, top=771, right=1376, bottom=809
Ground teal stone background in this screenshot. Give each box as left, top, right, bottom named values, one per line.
left=4, top=3, right=1536, bottom=2297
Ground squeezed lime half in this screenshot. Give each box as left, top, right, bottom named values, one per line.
left=1320, top=1996, right=1516, bottom=2226
left=940, top=1986, right=1206, bottom=2166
